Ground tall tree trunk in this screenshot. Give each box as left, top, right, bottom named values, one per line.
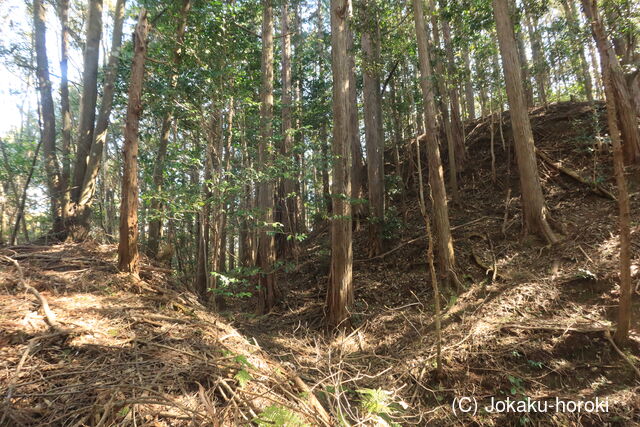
left=118, top=9, right=148, bottom=274
left=361, top=0, right=385, bottom=257
left=600, top=52, right=633, bottom=347
left=73, top=0, right=126, bottom=237
left=510, top=0, right=534, bottom=107
left=196, top=126, right=214, bottom=302
left=326, top=0, right=354, bottom=329
left=58, top=0, right=71, bottom=214
left=462, top=44, right=476, bottom=120
left=239, top=113, right=256, bottom=268
left=428, top=0, right=458, bottom=202
left=441, top=15, right=466, bottom=171
left=561, top=0, right=594, bottom=102
left=524, top=10, right=549, bottom=106
left=413, top=0, right=456, bottom=288
left=493, top=0, right=558, bottom=243
left=279, top=0, right=298, bottom=258
left=33, top=0, right=64, bottom=235
left=581, top=0, right=640, bottom=168
left=147, top=0, right=192, bottom=258
left=348, top=29, right=364, bottom=231
left=293, top=3, right=306, bottom=235
left=71, top=0, right=103, bottom=228
left=316, top=0, right=332, bottom=215
left=256, top=0, right=279, bottom=314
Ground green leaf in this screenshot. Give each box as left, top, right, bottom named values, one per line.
left=234, top=369, right=252, bottom=388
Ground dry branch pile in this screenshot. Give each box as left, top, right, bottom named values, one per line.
left=0, top=243, right=329, bottom=426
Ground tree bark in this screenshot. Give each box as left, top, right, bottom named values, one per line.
left=256, top=0, right=279, bottom=314
left=348, top=27, right=365, bottom=231
left=581, top=0, right=640, bottom=168
left=427, top=0, right=458, bottom=202
left=441, top=15, right=466, bottom=171
left=413, top=0, right=456, bottom=287
left=118, top=10, right=148, bottom=275
left=147, top=0, right=192, bottom=258
left=462, top=44, right=476, bottom=120
left=361, top=0, right=385, bottom=257
left=524, top=10, right=549, bottom=106
left=71, top=0, right=103, bottom=211
left=58, top=0, right=71, bottom=214
left=493, top=0, right=558, bottom=243
left=326, top=0, right=354, bottom=329
left=279, top=0, right=298, bottom=258
left=560, top=0, right=594, bottom=102
left=33, top=0, right=64, bottom=235
left=601, top=62, right=633, bottom=347
left=73, top=0, right=126, bottom=237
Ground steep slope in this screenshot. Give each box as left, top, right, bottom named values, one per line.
left=228, top=101, right=640, bottom=426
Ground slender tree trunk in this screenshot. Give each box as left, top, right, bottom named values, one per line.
left=256, top=0, right=279, bottom=314
left=293, top=3, right=306, bottom=235
left=326, top=0, right=354, bottom=329
left=239, top=113, right=255, bottom=268
left=279, top=0, right=297, bottom=258
left=415, top=135, right=443, bottom=376
left=316, top=0, right=332, bottom=215
left=348, top=29, right=364, bottom=231
left=33, top=0, right=64, bottom=235
left=147, top=0, right=192, bottom=258
left=73, top=0, right=126, bottom=236
left=441, top=16, right=466, bottom=170
left=361, top=1, right=385, bottom=257
left=118, top=9, right=148, bottom=274
left=413, top=0, right=456, bottom=288
left=10, top=139, right=41, bottom=246
left=525, top=10, right=549, bottom=106
left=147, top=118, right=170, bottom=257
left=0, top=139, right=30, bottom=243
left=196, top=129, right=213, bottom=302
left=510, top=0, right=534, bottom=107
left=462, top=44, right=476, bottom=120
left=561, top=0, right=594, bottom=102
left=493, top=0, right=558, bottom=243
left=71, top=0, right=103, bottom=214
left=58, top=0, right=71, bottom=214
left=581, top=0, right=640, bottom=168
left=600, top=55, right=633, bottom=346
left=428, top=0, right=458, bottom=202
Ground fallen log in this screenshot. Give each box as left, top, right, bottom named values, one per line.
left=536, top=149, right=616, bottom=200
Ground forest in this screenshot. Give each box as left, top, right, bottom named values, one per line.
left=0, top=0, right=638, bottom=425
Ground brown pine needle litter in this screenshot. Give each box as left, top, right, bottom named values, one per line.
left=0, top=243, right=330, bottom=426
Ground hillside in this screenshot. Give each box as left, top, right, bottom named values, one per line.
left=2, top=101, right=637, bottom=426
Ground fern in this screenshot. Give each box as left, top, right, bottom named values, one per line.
left=253, top=405, right=310, bottom=427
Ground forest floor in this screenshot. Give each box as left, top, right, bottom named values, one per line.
left=228, top=101, right=640, bottom=426
left=0, top=101, right=639, bottom=426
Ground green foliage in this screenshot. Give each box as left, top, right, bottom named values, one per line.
left=234, top=369, right=252, bottom=388
left=507, top=375, right=526, bottom=396
left=382, top=206, right=403, bottom=241
left=253, top=405, right=309, bottom=427
left=357, top=388, right=404, bottom=426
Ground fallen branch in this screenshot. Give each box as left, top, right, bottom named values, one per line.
left=0, top=255, right=60, bottom=329
left=604, top=329, right=640, bottom=379
left=356, top=217, right=496, bottom=263
left=536, top=150, right=616, bottom=200
left=497, top=323, right=608, bottom=333
left=292, top=374, right=332, bottom=426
